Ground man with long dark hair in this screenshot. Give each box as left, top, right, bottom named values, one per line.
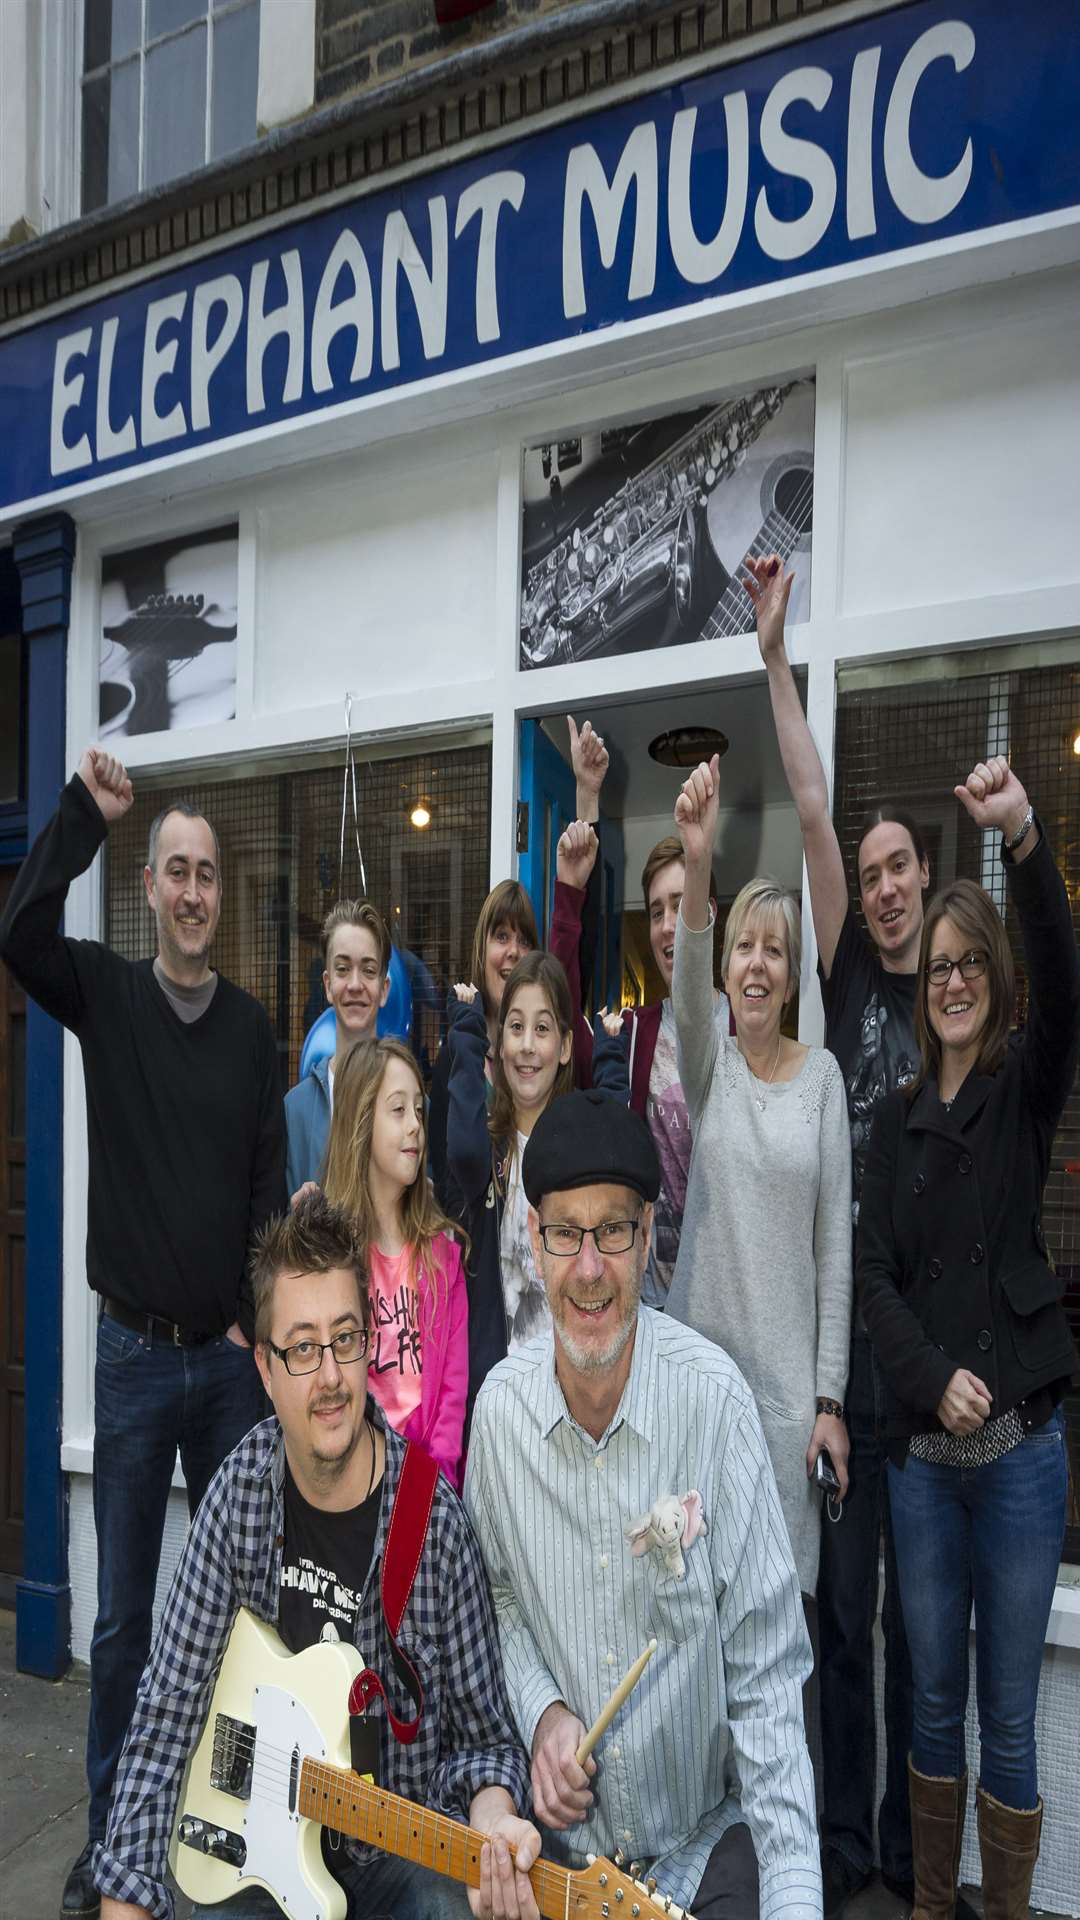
left=751, top=556, right=974, bottom=1920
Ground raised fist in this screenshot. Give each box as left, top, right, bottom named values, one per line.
left=567, top=715, right=609, bottom=803
left=743, top=553, right=795, bottom=664
left=452, top=981, right=479, bottom=1006
left=954, top=756, right=1030, bottom=842
left=76, top=746, right=134, bottom=825
left=556, top=820, right=599, bottom=893
left=674, top=755, right=721, bottom=867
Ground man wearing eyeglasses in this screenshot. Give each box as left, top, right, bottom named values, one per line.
left=465, top=1090, right=823, bottom=1920
left=95, top=1191, right=542, bottom=1920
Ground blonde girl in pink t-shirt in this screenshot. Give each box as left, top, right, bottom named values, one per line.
left=323, top=1037, right=468, bottom=1489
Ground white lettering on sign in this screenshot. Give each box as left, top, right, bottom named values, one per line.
left=884, top=21, right=975, bottom=225
left=755, top=66, right=837, bottom=262
left=42, top=15, right=982, bottom=484
left=668, top=98, right=749, bottom=285
left=247, top=250, right=305, bottom=415
left=381, top=198, right=449, bottom=372
left=50, top=330, right=93, bottom=475
left=563, top=121, right=658, bottom=319
left=846, top=47, right=881, bottom=241
left=141, top=293, right=188, bottom=446
left=311, top=229, right=374, bottom=392
left=95, top=317, right=136, bottom=461
left=191, top=274, right=244, bottom=430
left=454, top=170, right=526, bottom=344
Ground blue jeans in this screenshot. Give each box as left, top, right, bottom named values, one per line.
left=817, top=1330, right=913, bottom=1882
left=87, top=1311, right=268, bottom=1840
left=190, top=1848, right=472, bottom=1918
left=887, top=1410, right=1066, bottom=1810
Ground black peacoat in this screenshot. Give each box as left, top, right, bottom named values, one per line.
left=857, top=829, right=1080, bottom=1446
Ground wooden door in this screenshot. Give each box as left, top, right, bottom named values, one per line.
left=0, top=868, right=26, bottom=1577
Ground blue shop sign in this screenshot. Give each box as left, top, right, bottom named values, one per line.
left=1, top=0, right=1077, bottom=516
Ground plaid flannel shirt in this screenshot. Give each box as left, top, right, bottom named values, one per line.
left=94, top=1416, right=530, bottom=1919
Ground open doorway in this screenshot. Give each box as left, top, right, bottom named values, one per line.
left=533, top=674, right=806, bottom=1011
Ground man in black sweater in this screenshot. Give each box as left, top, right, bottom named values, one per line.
left=0, top=746, right=286, bottom=1920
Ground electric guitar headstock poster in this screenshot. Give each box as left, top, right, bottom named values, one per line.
left=98, top=520, right=239, bottom=738
left=519, top=375, right=813, bottom=670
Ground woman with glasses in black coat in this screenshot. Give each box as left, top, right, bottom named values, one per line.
left=857, top=756, right=1079, bottom=1920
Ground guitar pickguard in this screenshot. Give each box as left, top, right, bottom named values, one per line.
left=236, top=1682, right=336, bottom=1920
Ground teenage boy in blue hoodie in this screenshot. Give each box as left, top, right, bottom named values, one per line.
left=285, top=900, right=391, bottom=1195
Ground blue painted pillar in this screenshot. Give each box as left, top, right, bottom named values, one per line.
left=13, top=512, right=76, bottom=1679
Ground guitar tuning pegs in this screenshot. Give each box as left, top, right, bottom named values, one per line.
left=615, top=1851, right=625, bottom=1866
left=647, top=1877, right=657, bottom=1894
left=587, top=1854, right=597, bottom=1866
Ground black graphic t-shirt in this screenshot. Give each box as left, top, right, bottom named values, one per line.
left=277, top=1458, right=382, bottom=1655
left=820, top=905, right=919, bottom=1226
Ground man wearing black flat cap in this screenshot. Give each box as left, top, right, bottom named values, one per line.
left=465, top=1090, right=822, bottom=1920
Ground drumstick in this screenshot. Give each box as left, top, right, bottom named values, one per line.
left=575, top=1638, right=658, bottom=1766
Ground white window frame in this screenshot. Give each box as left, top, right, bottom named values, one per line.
left=79, top=0, right=261, bottom=214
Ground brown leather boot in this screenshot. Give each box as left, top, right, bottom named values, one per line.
left=909, top=1757, right=967, bottom=1920
left=977, top=1786, right=1043, bottom=1920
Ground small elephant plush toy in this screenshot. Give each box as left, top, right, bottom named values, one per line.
left=625, top=1490, right=706, bottom=1581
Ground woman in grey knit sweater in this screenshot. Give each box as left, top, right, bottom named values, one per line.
left=667, top=752, right=853, bottom=1595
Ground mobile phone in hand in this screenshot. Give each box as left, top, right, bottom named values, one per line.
left=813, top=1449, right=841, bottom=1493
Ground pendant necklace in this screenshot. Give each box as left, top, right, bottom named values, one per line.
left=754, top=1034, right=783, bottom=1112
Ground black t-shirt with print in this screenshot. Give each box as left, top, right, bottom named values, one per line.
left=820, top=905, right=919, bottom=1227
left=277, top=1459, right=382, bottom=1655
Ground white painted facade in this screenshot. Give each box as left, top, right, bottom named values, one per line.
left=46, top=243, right=1080, bottom=1905
left=2, top=4, right=1078, bottom=1905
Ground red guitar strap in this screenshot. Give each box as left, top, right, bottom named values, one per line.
left=347, top=1440, right=439, bottom=1746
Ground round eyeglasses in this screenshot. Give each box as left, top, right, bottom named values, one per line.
left=269, top=1328, right=370, bottom=1376
left=925, top=950, right=988, bottom=988
left=538, top=1220, right=641, bottom=1257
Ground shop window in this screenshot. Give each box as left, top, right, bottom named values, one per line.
left=81, top=0, right=260, bottom=214
left=833, top=649, right=1080, bottom=1563
left=103, top=743, right=492, bottom=1089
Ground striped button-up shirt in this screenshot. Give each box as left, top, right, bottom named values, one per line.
left=465, top=1308, right=822, bottom=1920
left=95, top=1416, right=529, bottom=1920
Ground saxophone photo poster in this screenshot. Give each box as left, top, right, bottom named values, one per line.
left=519, top=377, right=814, bottom=670
left=99, top=522, right=239, bottom=738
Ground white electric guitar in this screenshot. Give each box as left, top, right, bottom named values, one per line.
left=171, top=1608, right=693, bottom=1920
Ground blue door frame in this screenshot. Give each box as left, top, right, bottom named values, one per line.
left=517, top=719, right=624, bottom=1012
left=10, top=515, right=75, bottom=1678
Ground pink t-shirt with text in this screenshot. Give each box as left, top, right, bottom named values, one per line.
left=366, top=1244, right=423, bottom=1436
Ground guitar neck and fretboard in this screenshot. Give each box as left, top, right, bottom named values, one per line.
left=701, top=482, right=813, bottom=642
left=299, top=1756, right=679, bottom=1918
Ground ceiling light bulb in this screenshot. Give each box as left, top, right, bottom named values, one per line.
left=1072, top=731, right=1080, bottom=758
left=410, top=804, right=431, bottom=829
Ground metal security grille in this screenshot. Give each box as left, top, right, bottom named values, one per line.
left=105, top=743, right=492, bottom=1090
left=834, top=654, right=1080, bottom=1560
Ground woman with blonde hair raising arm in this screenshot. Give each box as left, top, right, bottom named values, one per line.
left=666, top=752, right=852, bottom=1599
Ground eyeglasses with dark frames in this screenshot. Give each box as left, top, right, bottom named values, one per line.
left=269, top=1327, right=370, bottom=1376
left=538, top=1219, right=641, bottom=1257
left=925, top=949, right=988, bottom=988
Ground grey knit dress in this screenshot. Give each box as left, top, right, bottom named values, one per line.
left=667, top=909, right=853, bottom=1593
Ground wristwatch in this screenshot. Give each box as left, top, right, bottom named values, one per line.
left=816, top=1396, right=845, bottom=1420
left=1005, top=804, right=1034, bottom=852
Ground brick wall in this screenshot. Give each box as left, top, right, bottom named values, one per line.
left=317, top=0, right=619, bottom=105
